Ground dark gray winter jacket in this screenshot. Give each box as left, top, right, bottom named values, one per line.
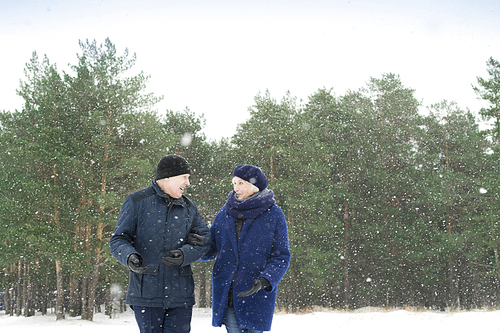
left=110, top=180, right=210, bottom=308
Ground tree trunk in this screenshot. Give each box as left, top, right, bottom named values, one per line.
left=40, top=274, right=49, bottom=315
left=81, top=273, right=89, bottom=320
left=85, top=223, right=105, bottom=321
left=81, top=220, right=92, bottom=320
left=15, top=261, right=22, bottom=316
left=494, top=248, right=500, bottom=283
left=104, top=280, right=112, bottom=317
left=4, top=285, right=12, bottom=316
left=55, top=260, right=65, bottom=320
left=29, top=281, right=36, bottom=316
left=69, top=275, right=82, bottom=317
left=86, top=261, right=100, bottom=321
left=447, top=258, right=458, bottom=309
left=22, top=263, right=29, bottom=316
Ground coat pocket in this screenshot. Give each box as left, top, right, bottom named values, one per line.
left=140, top=264, right=160, bottom=299
left=179, top=265, right=194, bottom=298
left=179, top=265, right=193, bottom=276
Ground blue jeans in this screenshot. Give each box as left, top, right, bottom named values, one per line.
left=223, top=307, right=263, bottom=333
left=133, top=306, right=193, bottom=333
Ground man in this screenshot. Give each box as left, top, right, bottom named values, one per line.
left=110, top=154, right=210, bottom=333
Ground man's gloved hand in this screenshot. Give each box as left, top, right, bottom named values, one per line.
left=186, top=233, right=204, bottom=246
left=161, top=250, right=184, bottom=267
left=237, top=277, right=271, bottom=297
left=127, top=253, right=151, bottom=274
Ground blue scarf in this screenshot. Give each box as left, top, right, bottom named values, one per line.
left=226, top=189, right=275, bottom=219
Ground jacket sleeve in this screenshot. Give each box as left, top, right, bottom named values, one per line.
left=109, top=195, right=140, bottom=268
left=259, top=206, right=291, bottom=291
left=179, top=206, right=211, bottom=266
left=200, top=220, right=218, bottom=261
left=200, top=207, right=227, bottom=261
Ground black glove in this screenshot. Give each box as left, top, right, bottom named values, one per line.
left=237, top=278, right=271, bottom=297
left=161, top=249, right=184, bottom=267
left=186, top=233, right=204, bottom=246
left=127, top=253, right=151, bottom=274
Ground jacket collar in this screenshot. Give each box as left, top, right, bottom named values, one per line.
left=152, top=179, right=186, bottom=207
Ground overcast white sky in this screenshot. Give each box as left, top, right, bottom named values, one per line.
left=1, top=0, right=499, bottom=140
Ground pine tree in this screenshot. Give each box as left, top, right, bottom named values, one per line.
left=62, top=38, right=167, bottom=320
left=468, top=57, right=500, bottom=301
left=1, top=38, right=166, bottom=320
left=347, top=74, right=424, bottom=307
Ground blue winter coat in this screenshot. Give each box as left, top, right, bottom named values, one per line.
left=202, top=190, right=291, bottom=331
left=110, top=180, right=211, bottom=308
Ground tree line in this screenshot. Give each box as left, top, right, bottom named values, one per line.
left=1, top=39, right=500, bottom=320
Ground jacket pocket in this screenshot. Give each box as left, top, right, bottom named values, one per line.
left=140, top=264, right=160, bottom=299
left=179, top=265, right=194, bottom=298
left=179, top=265, right=193, bottom=276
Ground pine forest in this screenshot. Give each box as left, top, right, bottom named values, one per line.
left=1, top=39, right=500, bottom=320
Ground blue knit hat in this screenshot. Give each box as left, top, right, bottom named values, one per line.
left=232, top=164, right=268, bottom=191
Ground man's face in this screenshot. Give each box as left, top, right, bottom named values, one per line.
left=158, top=174, right=190, bottom=198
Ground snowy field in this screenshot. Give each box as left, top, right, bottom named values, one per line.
left=1, top=307, right=500, bottom=332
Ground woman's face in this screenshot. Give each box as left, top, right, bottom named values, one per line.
left=232, top=176, right=258, bottom=200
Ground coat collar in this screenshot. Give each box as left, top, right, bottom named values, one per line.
left=226, top=189, right=275, bottom=219
left=152, top=179, right=186, bottom=207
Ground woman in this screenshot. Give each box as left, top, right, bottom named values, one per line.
left=202, top=164, right=291, bottom=333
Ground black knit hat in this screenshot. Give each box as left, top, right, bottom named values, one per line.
left=232, top=164, right=268, bottom=191
left=156, top=154, right=191, bottom=180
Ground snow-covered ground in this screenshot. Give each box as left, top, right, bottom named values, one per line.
left=1, top=307, right=499, bottom=332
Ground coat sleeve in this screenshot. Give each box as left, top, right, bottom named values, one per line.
left=259, top=206, right=291, bottom=291
left=109, top=195, right=140, bottom=268
left=179, top=206, right=212, bottom=266
left=200, top=220, right=218, bottom=261
left=200, top=206, right=226, bottom=262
